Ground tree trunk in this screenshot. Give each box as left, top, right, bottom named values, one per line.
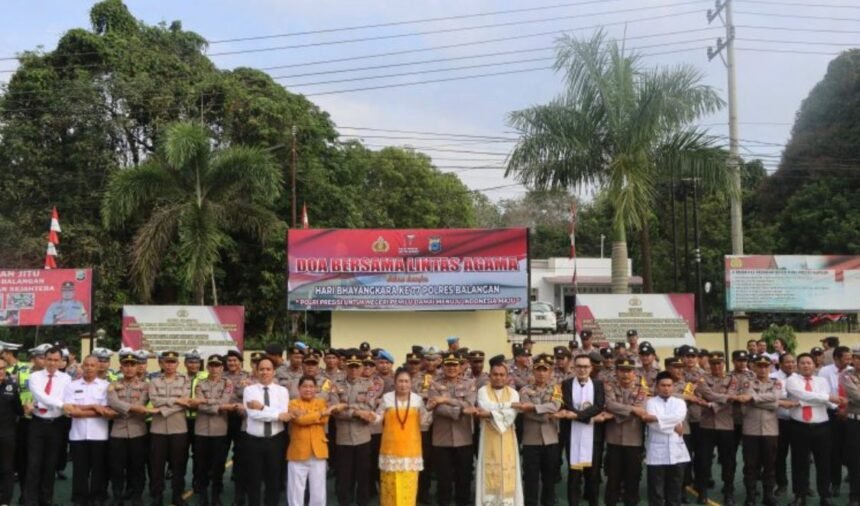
left=210, top=270, right=219, bottom=306
left=640, top=222, right=653, bottom=293
left=194, top=279, right=205, bottom=305
left=610, top=219, right=629, bottom=294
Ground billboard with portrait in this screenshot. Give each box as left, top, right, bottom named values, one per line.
left=0, top=269, right=92, bottom=326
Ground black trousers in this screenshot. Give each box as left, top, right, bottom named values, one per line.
left=846, top=419, right=860, bottom=502
left=369, top=433, right=382, bottom=495
left=789, top=420, right=831, bottom=499
left=605, top=444, right=643, bottom=506
left=417, top=431, right=433, bottom=500
left=110, top=436, right=147, bottom=503
left=149, top=433, right=188, bottom=500
left=648, top=464, right=685, bottom=506
left=15, top=418, right=29, bottom=501
left=56, top=417, right=71, bottom=472
left=695, top=428, right=736, bottom=495
left=775, top=418, right=791, bottom=488
left=70, top=440, right=108, bottom=504
left=828, top=411, right=847, bottom=491
left=194, top=435, right=229, bottom=495
left=244, top=432, right=285, bottom=506
left=0, top=432, right=15, bottom=505
left=742, top=435, right=777, bottom=502
left=522, top=443, right=560, bottom=506
left=335, top=442, right=371, bottom=506
left=232, top=432, right=248, bottom=504
left=24, top=417, right=63, bottom=506
left=567, top=439, right=604, bottom=506
left=684, top=422, right=700, bottom=486
left=432, top=445, right=472, bottom=506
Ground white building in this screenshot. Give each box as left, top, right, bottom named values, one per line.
left=530, top=257, right=643, bottom=315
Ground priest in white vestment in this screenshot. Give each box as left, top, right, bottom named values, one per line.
left=474, top=355, right=524, bottom=506
left=644, top=371, right=690, bottom=506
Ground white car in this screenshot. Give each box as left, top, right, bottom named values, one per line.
left=515, top=302, right=557, bottom=334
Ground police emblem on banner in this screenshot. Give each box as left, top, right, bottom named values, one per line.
left=428, top=236, right=442, bottom=253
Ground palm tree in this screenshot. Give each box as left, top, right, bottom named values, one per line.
left=102, top=121, right=283, bottom=303
left=506, top=31, right=728, bottom=293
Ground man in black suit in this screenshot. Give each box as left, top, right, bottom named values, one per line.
left=556, top=353, right=608, bottom=506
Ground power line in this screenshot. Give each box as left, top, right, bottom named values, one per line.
left=286, top=39, right=713, bottom=88
left=205, top=2, right=707, bottom=57
left=735, top=11, right=860, bottom=22
left=737, top=25, right=860, bottom=34
left=738, top=38, right=860, bottom=47
left=205, top=0, right=628, bottom=44
left=736, top=47, right=842, bottom=56
left=336, top=126, right=516, bottom=141
left=740, top=0, right=860, bottom=8
left=0, top=5, right=706, bottom=65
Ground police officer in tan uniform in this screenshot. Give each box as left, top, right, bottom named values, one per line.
left=840, top=345, right=860, bottom=506
left=148, top=350, right=193, bottom=506
left=552, top=347, right=573, bottom=385
left=509, top=344, right=532, bottom=390
left=108, top=352, right=154, bottom=506
left=696, top=351, right=741, bottom=505
left=518, top=353, right=563, bottom=506
left=193, top=355, right=235, bottom=506
left=604, top=357, right=648, bottom=506
left=331, top=349, right=377, bottom=506
left=428, top=351, right=478, bottom=506
left=468, top=351, right=489, bottom=390
left=636, top=342, right=660, bottom=396
left=735, top=354, right=780, bottom=506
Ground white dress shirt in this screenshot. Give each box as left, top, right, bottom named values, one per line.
left=29, top=369, right=72, bottom=419
left=785, top=374, right=834, bottom=423
left=645, top=395, right=690, bottom=466
left=63, top=377, right=110, bottom=441
left=770, top=369, right=792, bottom=420
left=817, top=363, right=853, bottom=396
left=243, top=382, right=289, bottom=437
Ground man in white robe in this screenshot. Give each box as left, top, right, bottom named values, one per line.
left=474, top=355, right=524, bottom=506
left=644, top=371, right=691, bottom=506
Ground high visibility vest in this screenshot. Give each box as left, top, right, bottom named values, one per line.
left=188, top=371, right=209, bottom=418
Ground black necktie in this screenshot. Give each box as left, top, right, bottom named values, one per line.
left=263, top=386, right=272, bottom=437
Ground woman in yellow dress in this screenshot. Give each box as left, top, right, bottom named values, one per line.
left=375, top=367, right=432, bottom=506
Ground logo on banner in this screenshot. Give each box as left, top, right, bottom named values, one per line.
left=629, top=297, right=642, bottom=307
left=398, top=233, right=420, bottom=255
left=372, top=236, right=390, bottom=253
left=730, top=257, right=743, bottom=268
left=75, top=270, right=87, bottom=281
left=428, top=236, right=442, bottom=253
left=177, top=309, right=189, bottom=318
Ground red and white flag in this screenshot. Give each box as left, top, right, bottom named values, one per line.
left=301, top=203, right=309, bottom=229
left=45, top=206, right=60, bottom=269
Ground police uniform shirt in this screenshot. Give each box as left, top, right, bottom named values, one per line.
left=552, top=366, right=573, bottom=385
left=604, top=382, right=647, bottom=446
left=411, top=372, right=435, bottom=400
left=42, top=299, right=88, bottom=324
left=63, top=377, right=110, bottom=441
left=428, top=377, right=477, bottom=447
left=287, top=373, right=336, bottom=403
left=149, top=374, right=191, bottom=434
left=224, top=370, right=250, bottom=403
left=684, top=368, right=705, bottom=423
left=818, top=363, right=854, bottom=396
left=635, top=365, right=660, bottom=396
left=275, top=363, right=303, bottom=388
left=471, top=371, right=490, bottom=390
left=698, top=373, right=739, bottom=430
left=243, top=382, right=288, bottom=437
left=195, top=377, right=234, bottom=436
left=731, top=369, right=755, bottom=425
left=769, top=369, right=792, bottom=420
left=29, top=368, right=72, bottom=419
left=0, top=378, right=22, bottom=434
left=509, top=363, right=532, bottom=390
left=740, top=377, right=780, bottom=436
left=841, top=368, right=860, bottom=416
left=518, top=382, right=562, bottom=445
left=323, top=368, right=345, bottom=384
left=331, top=376, right=376, bottom=445
left=108, top=377, right=150, bottom=438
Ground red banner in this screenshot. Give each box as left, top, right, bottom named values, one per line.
left=288, top=228, right=529, bottom=311
left=0, top=269, right=92, bottom=326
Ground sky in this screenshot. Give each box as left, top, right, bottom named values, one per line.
left=1, top=0, right=857, bottom=201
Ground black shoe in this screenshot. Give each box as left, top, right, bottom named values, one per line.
left=820, top=499, right=833, bottom=506
left=774, top=486, right=786, bottom=498
left=151, top=496, right=163, bottom=506
left=697, top=492, right=708, bottom=504
left=56, top=471, right=68, bottom=481
left=723, top=494, right=736, bottom=506
left=789, top=496, right=806, bottom=506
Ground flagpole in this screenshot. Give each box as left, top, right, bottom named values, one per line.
left=570, top=200, right=578, bottom=338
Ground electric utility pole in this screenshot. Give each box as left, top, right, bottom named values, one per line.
left=708, top=0, right=743, bottom=255
left=291, top=125, right=298, bottom=228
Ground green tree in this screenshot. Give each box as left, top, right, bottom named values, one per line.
left=102, top=121, right=283, bottom=304
left=505, top=31, right=724, bottom=293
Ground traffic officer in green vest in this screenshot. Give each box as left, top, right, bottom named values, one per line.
left=184, top=349, right=207, bottom=492
left=93, top=347, right=119, bottom=382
